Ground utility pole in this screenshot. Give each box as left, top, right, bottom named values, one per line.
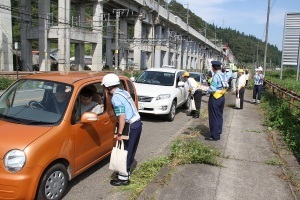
left=44, top=14, right=48, bottom=71
left=115, top=11, right=119, bottom=75
left=263, top=0, right=270, bottom=76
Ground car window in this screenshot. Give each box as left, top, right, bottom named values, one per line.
left=72, top=83, right=105, bottom=123
left=0, top=80, right=72, bottom=125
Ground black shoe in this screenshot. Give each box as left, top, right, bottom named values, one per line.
left=205, top=137, right=219, bottom=141
left=110, top=179, right=130, bottom=186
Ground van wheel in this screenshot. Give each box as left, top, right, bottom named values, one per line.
left=36, top=163, right=68, bottom=200
left=166, top=100, right=176, bottom=121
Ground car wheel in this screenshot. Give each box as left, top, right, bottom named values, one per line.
left=36, top=163, right=69, bottom=200
left=182, top=96, right=191, bottom=109
left=166, top=100, right=176, bottom=121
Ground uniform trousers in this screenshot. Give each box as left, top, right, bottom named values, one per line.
left=208, top=95, right=225, bottom=140
left=118, top=120, right=142, bottom=180
left=253, top=85, right=262, bottom=101
left=193, top=89, right=202, bottom=110
left=236, top=87, right=245, bottom=109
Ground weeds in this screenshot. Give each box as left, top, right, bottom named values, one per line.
left=265, top=157, right=284, bottom=166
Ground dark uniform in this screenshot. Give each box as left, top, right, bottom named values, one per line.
left=205, top=61, right=227, bottom=141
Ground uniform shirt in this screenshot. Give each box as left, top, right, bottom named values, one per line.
left=232, top=71, right=238, bottom=79
left=112, top=88, right=140, bottom=123
left=225, top=71, right=232, bottom=80
left=206, top=70, right=226, bottom=94
left=186, top=77, right=200, bottom=94
left=253, top=73, right=264, bottom=85
left=237, top=74, right=246, bottom=90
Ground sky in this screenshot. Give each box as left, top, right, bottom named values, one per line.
left=176, top=0, right=300, bottom=51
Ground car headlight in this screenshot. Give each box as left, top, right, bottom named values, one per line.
left=4, top=149, right=26, bottom=172
left=156, top=94, right=170, bottom=100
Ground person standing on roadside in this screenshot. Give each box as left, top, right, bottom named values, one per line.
left=244, top=69, right=250, bottom=87
left=183, top=71, right=202, bottom=118
left=252, top=67, right=264, bottom=104
left=231, top=68, right=238, bottom=94
left=236, top=69, right=246, bottom=109
left=205, top=61, right=227, bottom=141
left=102, top=73, right=142, bottom=186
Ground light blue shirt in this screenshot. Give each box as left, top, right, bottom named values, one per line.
left=206, top=70, right=226, bottom=94
left=253, top=73, right=264, bottom=85
left=112, top=88, right=140, bottom=122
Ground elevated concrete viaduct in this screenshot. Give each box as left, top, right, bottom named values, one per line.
left=8, top=0, right=227, bottom=72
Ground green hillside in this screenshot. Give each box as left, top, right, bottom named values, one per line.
left=167, top=0, right=282, bottom=67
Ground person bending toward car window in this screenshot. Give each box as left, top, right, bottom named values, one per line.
left=102, top=73, right=142, bottom=186
left=183, top=71, right=202, bottom=118
left=79, top=87, right=102, bottom=115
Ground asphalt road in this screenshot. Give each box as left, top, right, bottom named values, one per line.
left=62, top=105, right=198, bottom=200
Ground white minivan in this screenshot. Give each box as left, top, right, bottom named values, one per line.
left=133, top=68, right=190, bottom=121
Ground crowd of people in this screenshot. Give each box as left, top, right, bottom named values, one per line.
left=183, top=61, right=264, bottom=141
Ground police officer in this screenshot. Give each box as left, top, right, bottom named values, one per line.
left=205, top=61, right=227, bottom=141
left=102, top=73, right=142, bottom=186
left=183, top=71, right=202, bottom=118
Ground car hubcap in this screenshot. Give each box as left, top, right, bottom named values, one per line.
left=171, top=104, right=175, bottom=118
left=45, top=171, right=66, bottom=199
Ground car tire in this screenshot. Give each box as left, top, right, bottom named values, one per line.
left=182, top=96, right=191, bottom=109
left=36, top=163, right=69, bottom=200
left=165, top=100, right=176, bottom=121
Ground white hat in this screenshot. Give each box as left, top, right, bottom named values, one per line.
left=258, top=66, right=263, bottom=71
left=101, top=73, right=120, bottom=87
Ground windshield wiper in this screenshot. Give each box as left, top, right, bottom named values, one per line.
left=0, top=114, right=25, bottom=124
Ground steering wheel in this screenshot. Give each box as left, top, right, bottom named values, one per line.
left=28, top=100, right=46, bottom=110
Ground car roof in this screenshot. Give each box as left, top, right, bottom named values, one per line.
left=20, top=71, right=127, bottom=85
left=145, top=68, right=183, bottom=73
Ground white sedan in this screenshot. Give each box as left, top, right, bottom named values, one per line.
left=133, top=68, right=190, bottom=121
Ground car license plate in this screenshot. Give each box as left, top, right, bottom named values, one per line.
left=138, top=103, right=144, bottom=110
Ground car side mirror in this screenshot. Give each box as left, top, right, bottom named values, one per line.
left=81, top=112, right=98, bottom=123
left=178, top=81, right=185, bottom=87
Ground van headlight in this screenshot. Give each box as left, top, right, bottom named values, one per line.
left=156, top=94, right=170, bottom=100
left=4, top=149, right=26, bottom=172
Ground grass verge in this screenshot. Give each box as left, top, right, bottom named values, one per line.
left=119, top=127, right=221, bottom=199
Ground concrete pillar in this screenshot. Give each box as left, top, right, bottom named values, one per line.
left=154, top=25, right=162, bottom=68
left=58, top=0, right=71, bottom=72
left=148, top=25, right=154, bottom=68
left=39, top=0, right=50, bottom=71
left=74, top=4, right=86, bottom=71
left=20, top=0, right=33, bottom=71
left=133, top=18, right=142, bottom=70
left=0, top=0, right=13, bottom=71
left=91, top=2, right=103, bottom=71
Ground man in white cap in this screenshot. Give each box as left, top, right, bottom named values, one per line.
left=252, top=67, right=264, bottom=104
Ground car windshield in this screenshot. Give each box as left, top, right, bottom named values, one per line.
left=0, top=79, right=72, bottom=125
left=135, top=71, right=175, bottom=86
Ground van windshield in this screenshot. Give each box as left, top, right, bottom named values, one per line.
left=135, top=71, right=175, bottom=86
left=0, top=79, right=72, bottom=125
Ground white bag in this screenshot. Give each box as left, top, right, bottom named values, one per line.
left=109, top=141, right=128, bottom=174
left=188, top=98, right=196, bottom=112
left=235, top=98, right=240, bottom=108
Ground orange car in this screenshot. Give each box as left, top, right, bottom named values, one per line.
left=0, top=72, right=138, bottom=200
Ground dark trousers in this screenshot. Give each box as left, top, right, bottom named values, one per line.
left=123, top=120, right=142, bottom=173
left=253, top=85, right=262, bottom=100
left=194, top=89, right=202, bottom=110
left=208, top=95, right=225, bottom=140
left=236, top=87, right=245, bottom=109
